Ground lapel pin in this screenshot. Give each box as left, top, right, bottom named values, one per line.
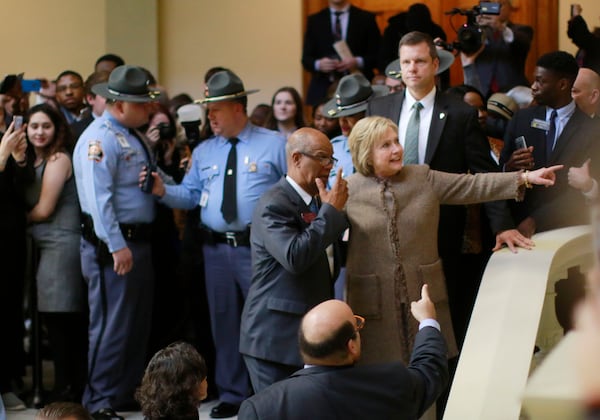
left=439, top=112, right=446, bottom=120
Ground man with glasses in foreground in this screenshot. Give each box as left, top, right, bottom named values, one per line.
left=239, top=284, right=447, bottom=419
left=240, top=127, right=349, bottom=394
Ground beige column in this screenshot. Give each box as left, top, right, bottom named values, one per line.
left=105, top=0, right=159, bottom=79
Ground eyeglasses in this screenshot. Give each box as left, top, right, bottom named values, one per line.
left=56, top=83, right=83, bottom=93
left=300, top=152, right=338, bottom=166
left=354, top=315, right=365, bottom=332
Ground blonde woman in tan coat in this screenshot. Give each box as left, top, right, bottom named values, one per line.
left=344, top=116, right=562, bottom=365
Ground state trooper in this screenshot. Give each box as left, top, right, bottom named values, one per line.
left=147, top=70, right=287, bottom=418
left=73, top=65, right=159, bottom=420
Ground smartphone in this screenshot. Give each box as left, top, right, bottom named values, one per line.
left=21, top=79, right=41, bottom=93
left=13, top=115, right=23, bottom=130
left=515, top=136, right=527, bottom=149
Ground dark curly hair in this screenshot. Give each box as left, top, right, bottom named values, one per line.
left=136, top=342, right=207, bottom=419
left=25, top=103, right=72, bottom=159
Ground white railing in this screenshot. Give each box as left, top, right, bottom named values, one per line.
left=444, top=225, right=593, bottom=420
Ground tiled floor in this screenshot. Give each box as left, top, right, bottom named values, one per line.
left=6, top=400, right=223, bottom=419
left=5, top=363, right=236, bottom=419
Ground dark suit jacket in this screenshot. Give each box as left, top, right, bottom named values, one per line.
left=302, top=6, right=381, bottom=105
left=475, top=22, right=533, bottom=97
left=238, top=326, right=448, bottom=420
left=70, top=113, right=94, bottom=150
left=500, top=105, right=600, bottom=231
left=367, top=90, right=513, bottom=257
left=240, top=178, right=349, bottom=367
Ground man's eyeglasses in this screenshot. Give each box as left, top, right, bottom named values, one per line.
left=354, top=315, right=365, bottom=332
left=300, top=151, right=338, bottom=166
left=56, top=83, right=83, bottom=93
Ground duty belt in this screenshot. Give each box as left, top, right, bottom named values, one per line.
left=199, top=225, right=250, bottom=247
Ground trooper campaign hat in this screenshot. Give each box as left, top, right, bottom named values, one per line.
left=197, top=70, right=259, bottom=104
left=487, top=92, right=519, bottom=120
left=323, top=73, right=388, bottom=118
left=385, top=49, right=455, bottom=80
left=92, top=65, right=160, bottom=103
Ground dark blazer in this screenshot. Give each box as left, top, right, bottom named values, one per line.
left=240, top=177, right=349, bottom=367
left=70, top=113, right=94, bottom=151
left=500, top=105, right=600, bottom=231
left=474, top=22, right=533, bottom=97
left=302, top=6, right=381, bottom=106
left=238, top=326, right=448, bottom=420
left=367, top=90, right=513, bottom=256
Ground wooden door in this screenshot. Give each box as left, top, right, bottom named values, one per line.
left=301, top=0, right=558, bottom=108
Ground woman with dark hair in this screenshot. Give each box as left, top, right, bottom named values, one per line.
left=137, top=342, right=208, bottom=420
left=145, top=104, right=189, bottom=183
left=23, top=103, right=87, bottom=402
left=264, top=87, right=306, bottom=138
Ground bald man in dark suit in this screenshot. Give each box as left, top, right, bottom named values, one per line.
left=238, top=287, right=448, bottom=420
left=240, top=128, right=349, bottom=393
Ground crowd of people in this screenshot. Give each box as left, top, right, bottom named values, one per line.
left=1, top=1, right=600, bottom=419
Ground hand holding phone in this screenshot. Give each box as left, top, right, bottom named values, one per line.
left=515, top=136, right=527, bottom=149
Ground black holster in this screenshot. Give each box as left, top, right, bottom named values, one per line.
left=81, top=214, right=113, bottom=266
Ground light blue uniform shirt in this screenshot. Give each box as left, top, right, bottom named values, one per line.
left=73, top=111, right=156, bottom=252
left=161, top=123, right=287, bottom=232
left=328, top=134, right=354, bottom=187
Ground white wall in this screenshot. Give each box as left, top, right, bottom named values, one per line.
left=158, top=0, right=303, bottom=110
left=558, top=0, right=600, bottom=55
left=0, top=0, right=106, bottom=80
left=0, top=0, right=303, bottom=113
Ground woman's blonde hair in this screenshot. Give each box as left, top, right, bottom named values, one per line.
left=348, top=116, right=399, bottom=176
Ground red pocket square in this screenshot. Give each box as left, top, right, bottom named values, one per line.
left=301, top=212, right=317, bottom=223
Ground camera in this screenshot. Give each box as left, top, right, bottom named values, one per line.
left=437, top=2, right=501, bottom=55
left=140, top=163, right=157, bottom=194
left=156, top=122, right=176, bottom=141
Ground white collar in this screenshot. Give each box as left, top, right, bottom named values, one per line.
left=405, top=86, right=436, bottom=110
left=329, top=6, right=350, bottom=14
left=286, top=175, right=313, bottom=206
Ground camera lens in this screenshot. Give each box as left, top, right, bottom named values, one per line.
left=157, top=122, right=176, bottom=141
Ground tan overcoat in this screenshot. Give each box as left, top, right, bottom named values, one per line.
left=345, top=165, right=523, bottom=364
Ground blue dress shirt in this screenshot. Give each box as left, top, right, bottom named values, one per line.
left=73, top=111, right=156, bottom=252
left=328, top=134, right=354, bottom=187
left=161, top=123, right=287, bottom=232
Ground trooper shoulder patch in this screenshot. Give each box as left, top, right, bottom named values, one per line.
left=87, top=140, right=103, bottom=162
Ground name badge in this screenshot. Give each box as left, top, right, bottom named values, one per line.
left=200, top=191, right=209, bottom=207
left=531, top=118, right=550, bottom=131
left=115, top=131, right=131, bottom=148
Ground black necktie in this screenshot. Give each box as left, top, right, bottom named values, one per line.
left=333, top=11, right=343, bottom=41
left=545, top=110, right=558, bottom=161
left=221, top=137, right=239, bottom=224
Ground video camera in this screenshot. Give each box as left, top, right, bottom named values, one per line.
left=435, top=2, right=501, bottom=55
